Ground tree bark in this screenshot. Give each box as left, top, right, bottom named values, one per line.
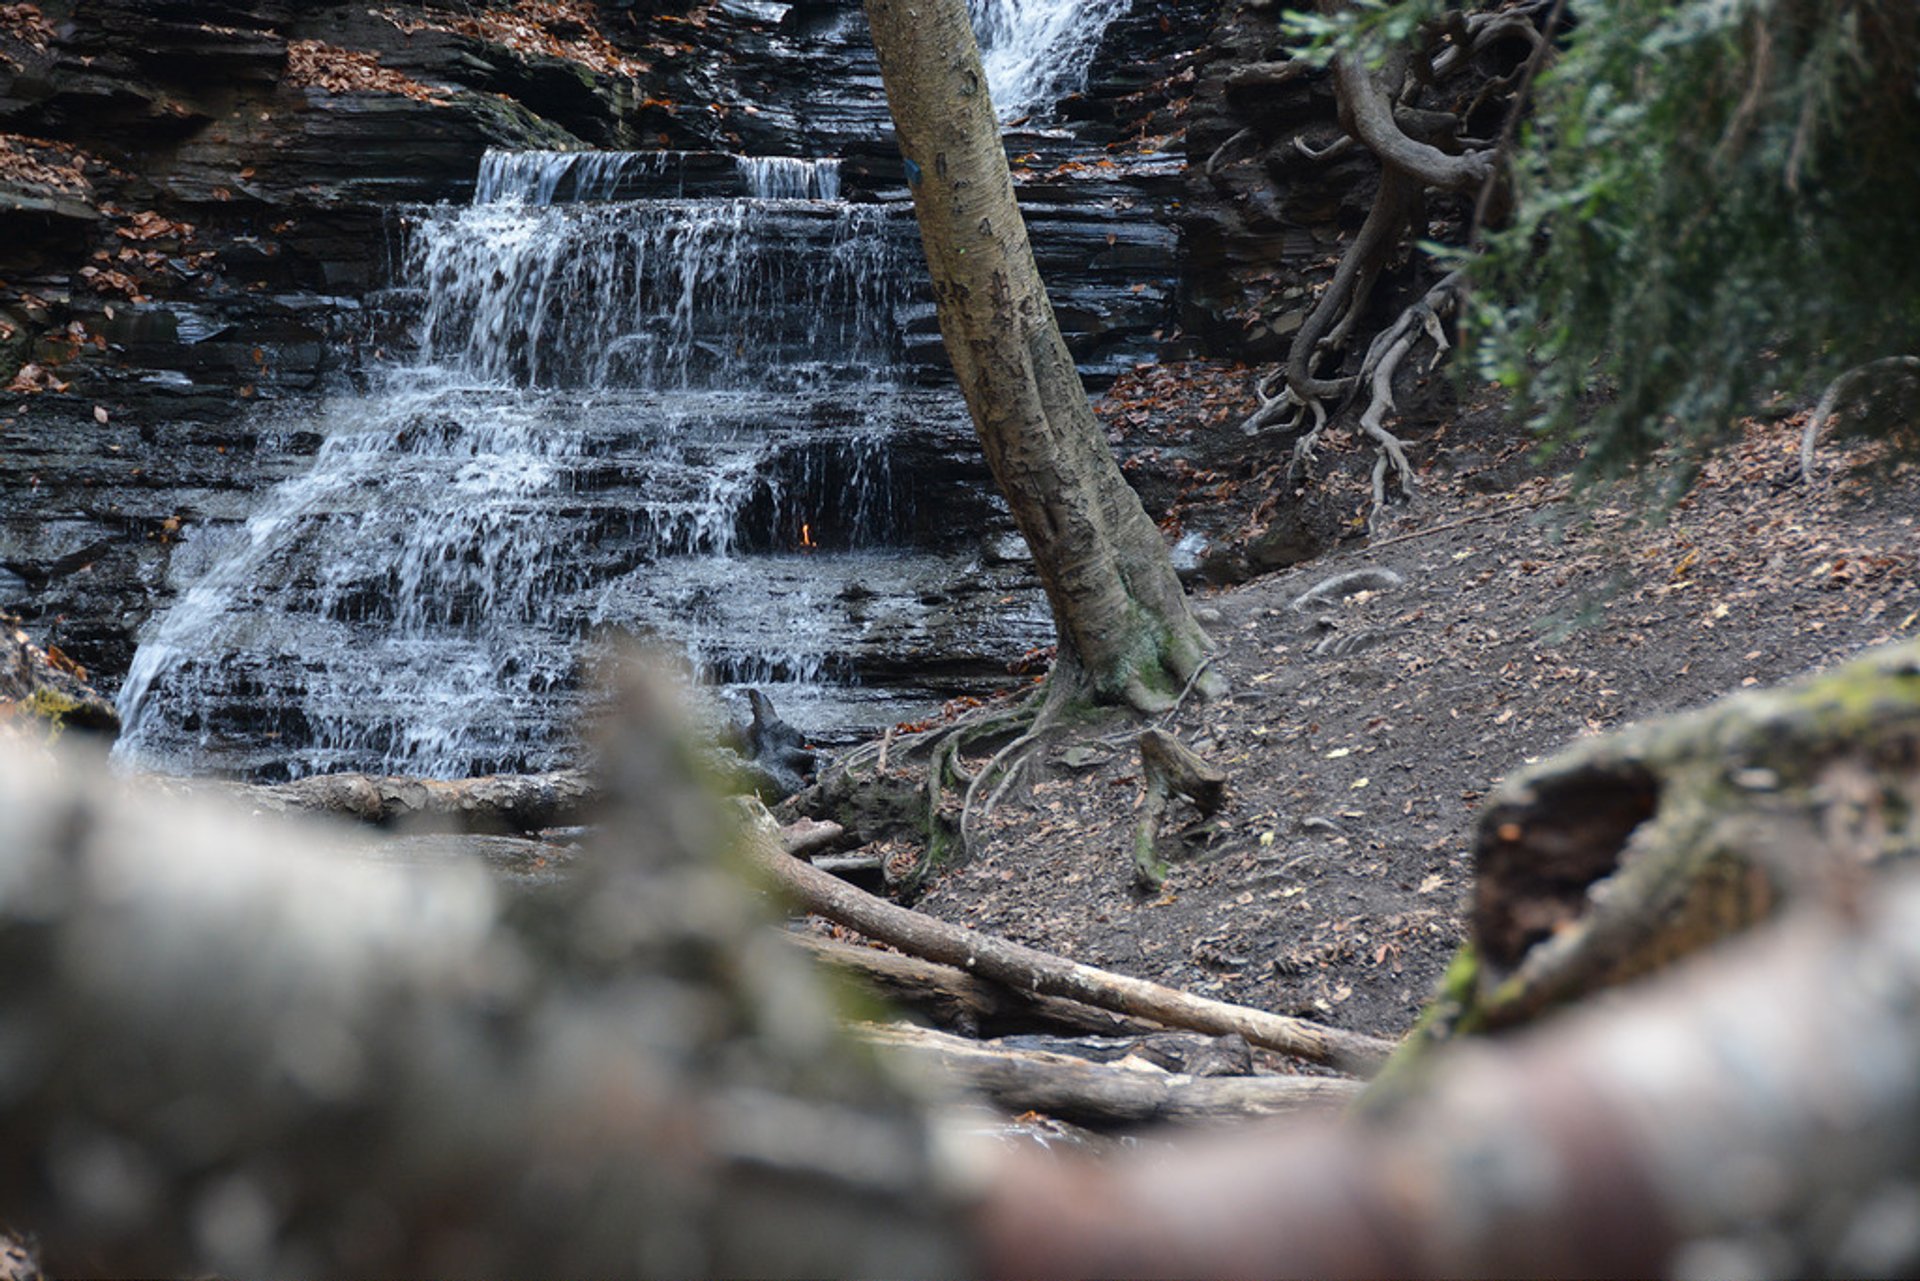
left=862, top=0, right=1218, bottom=713
left=739, top=811, right=1395, bottom=1075
left=859, top=1023, right=1360, bottom=1127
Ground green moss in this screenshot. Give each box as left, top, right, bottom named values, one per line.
left=25, top=687, right=91, bottom=733
left=1352, top=943, right=1480, bottom=1115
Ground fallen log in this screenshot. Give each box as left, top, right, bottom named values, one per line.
left=738, top=807, right=1395, bottom=1076
left=859, top=1023, right=1358, bottom=1128
left=796, top=933, right=1168, bottom=1039
left=993, top=1032, right=1255, bottom=1077
left=172, top=767, right=601, bottom=834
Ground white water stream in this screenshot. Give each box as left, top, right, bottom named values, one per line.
left=111, top=2, right=1128, bottom=779
left=972, top=0, right=1132, bottom=118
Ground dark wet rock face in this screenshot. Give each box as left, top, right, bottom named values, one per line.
left=1, top=0, right=1350, bottom=778
left=0, top=610, right=118, bottom=741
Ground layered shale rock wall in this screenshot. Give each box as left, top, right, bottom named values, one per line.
left=1, top=0, right=1360, bottom=696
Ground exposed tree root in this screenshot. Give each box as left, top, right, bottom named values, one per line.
left=1231, top=5, right=1553, bottom=525
left=1353, top=270, right=1464, bottom=523
left=1797, top=354, right=1920, bottom=482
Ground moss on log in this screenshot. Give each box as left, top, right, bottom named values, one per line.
left=1379, top=640, right=1920, bottom=1088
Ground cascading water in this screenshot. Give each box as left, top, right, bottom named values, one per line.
left=113, top=148, right=1047, bottom=780
left=970, top=0, right=1132, bottom=119
left=111, top=1, right=1135, bottom=781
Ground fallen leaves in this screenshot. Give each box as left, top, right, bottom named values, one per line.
left=286, top=39, right=451, bottom=104
left=373, top=0, right=651, bottom=82
left=0, top=132, right=91, bottom=197
left=0, top=3, right=53, bottom=60
left=114, top=209, right=194, bottom=243
left=5, top=363, right=68, bottom=394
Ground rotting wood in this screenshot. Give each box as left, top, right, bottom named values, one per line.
left=779, top=817, right=845, bottom=860
left=1368, top=638, right=1920, bottom=1101
left=739, top=807, right=1393, bottom=1075
left=859, top=1023, right=1358, bottom=1128
left=1132, top=729, right=1227, bottom=889
left=795, top=934, right=1168, bottom=1039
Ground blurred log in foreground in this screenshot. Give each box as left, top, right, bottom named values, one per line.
left=0, top=666, right=974, bottom=1278
left=984, top=861, right=1920, bottom=1278
left=7, top=652, right=1920, bottom=1276
left=1372, top=638, right=1920, bottom=1103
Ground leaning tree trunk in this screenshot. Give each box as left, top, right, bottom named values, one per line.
left=863, top=0, right=1217, bottom=713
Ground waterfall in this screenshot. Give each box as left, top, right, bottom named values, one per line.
left=112, top=148, right=1044, bottom=781
left=734, top=156, right=843, bottom=201
left=970, top=0, right=1132, bottom=119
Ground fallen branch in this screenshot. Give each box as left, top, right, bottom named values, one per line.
left=796, top=934, right=1167, bottom=1039
left=859, top=1023, right=1359, bottom=1128
left=739, top=815, right=1394, bottom=1075
left=1362, top=483, right=1566, bottom=551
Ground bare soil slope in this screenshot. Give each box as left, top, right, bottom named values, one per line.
left=895, top=411, right=1919, bottom=1044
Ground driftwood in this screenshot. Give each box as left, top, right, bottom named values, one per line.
left=738, top=809, right=1394, bottom=1076
left=1131, top=728, right=1227, bottom=888
left=858, top=1023, right=1359, bottom=1128
left=744, top=687, right=816, bottom=797
left=796, top=933, right=1168, bottom=1039
left=177, top=767, right=602, bottom=834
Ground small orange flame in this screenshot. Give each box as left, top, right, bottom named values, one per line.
left=799, top=522, right=815, bottom=550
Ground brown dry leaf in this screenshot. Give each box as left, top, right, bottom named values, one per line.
left=5, top=362, right=67, bottom=394
left=0, top=3, right=54, bottom=57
